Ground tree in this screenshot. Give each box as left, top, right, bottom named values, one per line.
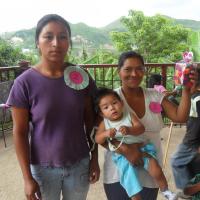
left=189, top=31, right=200, bottom=61
left=110, top=10, right=191, bottom=62
left=0, top=37, right=27, bottom=66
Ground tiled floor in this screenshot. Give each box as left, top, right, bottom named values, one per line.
left=0, top=125, right=186, bottom=200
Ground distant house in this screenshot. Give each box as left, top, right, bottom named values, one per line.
left=22, top=48, right=30, bottom=53
left=11, top=36, right=23, bottom=44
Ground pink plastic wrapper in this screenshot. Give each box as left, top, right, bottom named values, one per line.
left=174, top=52, right=195, bottom=87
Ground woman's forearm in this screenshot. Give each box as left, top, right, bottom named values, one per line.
left=90, top=144, right=98, bottom=160
left=163, top=87, right=191, bottom=123
left=176, top=87, right=191, bottom=122
left=184, top=183, right=200, bottom=196
left=114, top=141, right=142, bottom=155
left=128, top=126, right=145, bottom=136
left=12, top=107, right=33, bottom=182
left=112, top=141, right=144, bottom=165
left=13, top=130, right=32, bottom=181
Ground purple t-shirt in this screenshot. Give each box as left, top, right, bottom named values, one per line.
left=7, top=68, right=96, bottom=167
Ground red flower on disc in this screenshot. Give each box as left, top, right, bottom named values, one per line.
left=69, top=71, right=83, bottom=84
left=64, top=66, right=89, bottom=90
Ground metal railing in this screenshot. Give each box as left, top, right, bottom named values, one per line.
left=1, top=62, right=200, bottom=88
left=0, top=63, right=174, bottom=89
left=1, top=62, right=200, bottom=127
left=80, top=63, right=179, bottom=89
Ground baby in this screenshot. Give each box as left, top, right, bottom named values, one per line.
left=95, top=87, right=177, bottom=200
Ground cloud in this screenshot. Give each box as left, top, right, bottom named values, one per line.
left=1, top=0, right=200, bottom=33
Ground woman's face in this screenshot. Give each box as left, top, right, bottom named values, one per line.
left=118, top=57, right=145, bottom=89
left=37, top=21, right=70, bottom=63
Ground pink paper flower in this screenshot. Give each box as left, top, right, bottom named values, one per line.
left=69, top=71, right=83, bottom=84
left=64, top=66, right=89, bottom=90
left=149, top=102, right=162, bottom=113
left=182, top=51, right=193, bottom=63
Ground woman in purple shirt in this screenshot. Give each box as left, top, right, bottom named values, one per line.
left=7, top=14, right=100, bottom=200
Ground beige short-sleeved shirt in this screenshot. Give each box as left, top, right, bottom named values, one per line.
left=103, top=87, right=165, bottom=188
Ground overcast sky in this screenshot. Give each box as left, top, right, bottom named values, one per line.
left=1, top=0, right=200, bottom=33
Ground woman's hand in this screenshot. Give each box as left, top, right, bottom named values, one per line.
left=188, top=67, right=199, bottom=94
left=24, top=177, right=41, bottom=200
left=162, top=67, right=199, bottom=123
left=118, top=143, right=144, bottom=166
left=89, top=156, right=100, bottom=184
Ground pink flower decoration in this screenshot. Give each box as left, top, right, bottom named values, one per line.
left=173, top=76, right=178, bottom=81
left=178, top=71, right=182, bottom=77
left=175, top=64, right=182, bottom=71
left=183, top=51, right=193, bottom=63
left=69, top=71, right=83, bottom=84
left=64, top=66, right=89, bottom=90
left=149, top=102, right=162, bottom=113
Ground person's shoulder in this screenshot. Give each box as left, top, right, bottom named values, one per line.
left=191, top=93, right=200, bottom=107
left=114, top=87, right=124, bottom=98
left=77, top=65, right=95, bottom=83
left=14, top=67, right=34, bottom=83
left=192, top=92, right=200, bottom=100
left=114, top=87, right=121, bottom=93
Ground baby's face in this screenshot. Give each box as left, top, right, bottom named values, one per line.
left=99, top=94, right=123, bottom=121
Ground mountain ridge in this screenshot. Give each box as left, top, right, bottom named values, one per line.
left=1, top=16, right=200, bottom=50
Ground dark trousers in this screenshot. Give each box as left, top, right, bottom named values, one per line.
left=104, top=182, right=159, bottom=200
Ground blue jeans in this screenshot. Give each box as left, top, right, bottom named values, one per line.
left=171, top=143, right=197, bottom=189
left=31, top=157, right=90, bottom=200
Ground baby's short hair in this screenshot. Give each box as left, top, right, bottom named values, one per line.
left=95, top=87, right=122, bottom=113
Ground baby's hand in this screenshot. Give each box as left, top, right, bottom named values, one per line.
left=107, top=128, right=116, bottom=138
left=119, top=126, right=130, bottom=135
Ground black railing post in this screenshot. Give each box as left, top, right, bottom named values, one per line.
left=161, top=65, right=167, bottom=88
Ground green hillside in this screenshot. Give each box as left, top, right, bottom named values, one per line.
left=70, top=22, right=110, bottom=47
left=14, top=28, right=36, bottom=49
left=0, top=17, right=127, bottom=51
left=1, top=16, right=200, bottom=52
left=101, top=18, right=126, bottom=32
left=174, top=19, right=200, bottom=31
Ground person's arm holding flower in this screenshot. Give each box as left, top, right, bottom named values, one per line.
left=162, top=70, right=198, bottom=122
